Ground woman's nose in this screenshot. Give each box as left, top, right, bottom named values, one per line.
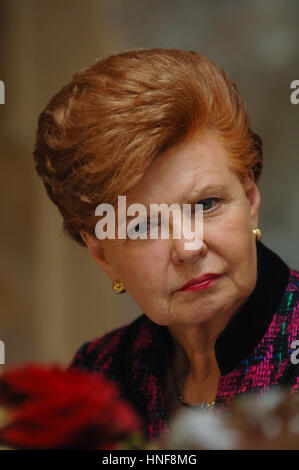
left=171, top=232, right=207, bottom=265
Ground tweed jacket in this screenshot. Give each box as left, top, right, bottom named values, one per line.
left=68, top=241, right=299, bottom=440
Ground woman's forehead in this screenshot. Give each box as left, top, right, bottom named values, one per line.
left=125, top=135, right=234, bottom=205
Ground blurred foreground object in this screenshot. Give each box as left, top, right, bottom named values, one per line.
left=1, top=364, right=299, bottom=450
left=0, top=363, right=142, bottom=450
left=164, top=387, right=299, bottom=450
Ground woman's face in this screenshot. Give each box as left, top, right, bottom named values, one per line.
left=83, top=130, right=261, bottom=327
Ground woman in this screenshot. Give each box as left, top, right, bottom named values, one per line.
left=33, top=48, right=299, bottom=440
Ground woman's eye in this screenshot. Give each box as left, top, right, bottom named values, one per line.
left=128, top=221, right=148, bottom=235
left=136, top=222, right=147, bottom=233
left=197, top=197, right=221, bottom=212
left=128, top=219, right=159, bottom=236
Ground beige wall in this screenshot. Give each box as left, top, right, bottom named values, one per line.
left=0, top=0, right=142, bottom=366
left=0, top=0, right=298, bottom=367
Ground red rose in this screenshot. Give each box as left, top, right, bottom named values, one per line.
left=0, top=364, right=142, bottom=449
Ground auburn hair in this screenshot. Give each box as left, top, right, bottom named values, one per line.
left=33, top=48, right=263, bottom=247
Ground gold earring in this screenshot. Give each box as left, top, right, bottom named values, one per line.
left=112, top=280, right=126, bottom=294
left=253, top=227, right=262, bottom=242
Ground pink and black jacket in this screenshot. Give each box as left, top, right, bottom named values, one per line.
left=68, top=242, right=299, bottom=440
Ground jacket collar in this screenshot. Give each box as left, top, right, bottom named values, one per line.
left=214, top=241, right=290, bottom=374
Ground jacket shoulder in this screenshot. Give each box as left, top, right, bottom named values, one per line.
left=67, top=314, right=148, bottom=373
left=285, top=268, right=299, bottom=320
left=287, top=268, right=299, bottom=293
left=283, top=268, right=299, bottom=342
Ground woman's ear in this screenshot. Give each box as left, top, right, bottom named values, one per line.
left=243, top=172, right=261, bottom=228
left=79, top=231, right=118, bottom=281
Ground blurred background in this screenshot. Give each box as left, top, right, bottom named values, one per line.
left=0, top=0, right=298, bottom=367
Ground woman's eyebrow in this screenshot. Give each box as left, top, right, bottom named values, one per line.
left=181, top=183, right=228, bottom=203
left=124, top=183, right=229, bottom=220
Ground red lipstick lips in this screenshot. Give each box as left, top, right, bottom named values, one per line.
left=178, top=273, right=221, bottom=292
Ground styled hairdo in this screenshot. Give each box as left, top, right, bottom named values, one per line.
left=33, top=48, right=263, bottom=246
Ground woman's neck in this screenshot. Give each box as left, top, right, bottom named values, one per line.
left=170, top=330, right=220, bottom=401
left=165, top=303, right=243, bottom=407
